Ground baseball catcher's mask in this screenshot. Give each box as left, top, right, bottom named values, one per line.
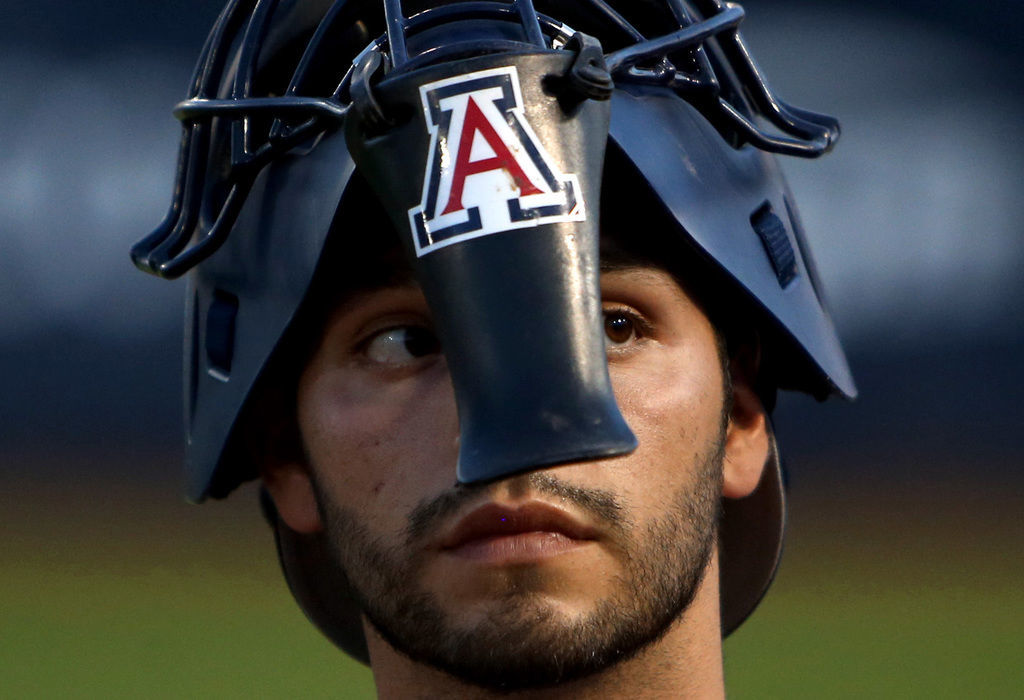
left=132, top=0, right=854, bottom=650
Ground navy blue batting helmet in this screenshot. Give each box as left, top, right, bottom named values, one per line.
left=132, top=0, right=854, bottom=658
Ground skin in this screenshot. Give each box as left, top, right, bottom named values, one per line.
left=264, top=266, right=770, bottom=699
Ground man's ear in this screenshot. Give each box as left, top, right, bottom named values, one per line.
left=262, top=461, right=324, bottom=534
left=722, top=348, right=771, bottom=500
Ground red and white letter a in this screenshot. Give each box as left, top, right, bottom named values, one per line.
left=442, top=97, right=542, bottom=215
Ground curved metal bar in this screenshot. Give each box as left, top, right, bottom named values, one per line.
left=578, top=0, right=646, bottom=42
left=136, top=0, right=843, bottom=281
left=621, top=67, right=699, bottom=92
left=381, top=2, right=580, bottom=76
left=197, top=0, right=256, bottom=99
left=774, top=100, right=840, bottom=145
left=152, top=181, right=250, bottom=279
left=130, top=128, right=193, bottom=272
left=234, top=0, right=279, bottom=100
left=141, top=126, right=216, bottom=271
left=401, top=2, right=518, bottom=35
left=232, top=0, right=282, bottom=161
left=132, top=0, right=255, bottom=275
left=141, top=116, right=329, bottom=278
left=383, top=0, right=409, bottom=67
left=780, top=101, right=841, bottom=140
left=332, top=38, right=385, bottom=101
left=600, top=0, right=836, bottom=155
left=174, top=97, right=349, bottom=122
left=259, top=117, right=325, bottom=155
left=576, top=0, right=700, bottom=92
left=663, top=0, right=719, bottom=97
left=393, top=1, right=572, bottom=47
left=187, top=0, right=231, bottom=97
left=665, top=70, right=707, bottom=92
left=664, top=0, right=694, bottom=26
left=287, top=0, right=362, bottom=96
left=514, top=0, right=546, bottom=47
left=267, top=116, right=319, bottom=148
left=716, top=99, right=831, bottom=157
left=713, top=25, right=839, bottom=151
left=612, top=63, right=709, bottom=95
left=604, top=4, right=744, bottom=73
left=146, top=122, right=215, bottom=269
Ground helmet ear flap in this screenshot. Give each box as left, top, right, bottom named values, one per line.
left=260, top=488, right=371, bottom=663
left=718, top=423, right=785, bottom=635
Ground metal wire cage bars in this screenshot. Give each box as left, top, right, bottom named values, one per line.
left=131, top=0, right=839, bottom=279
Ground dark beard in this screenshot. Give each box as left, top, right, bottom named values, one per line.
left=311, top=445, right=723, bottom=693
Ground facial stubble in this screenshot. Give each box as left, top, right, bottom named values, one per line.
left=309, top=432, right=725, bottom=692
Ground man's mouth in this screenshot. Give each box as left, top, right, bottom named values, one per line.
left=438, top=501, right=598, bottom=563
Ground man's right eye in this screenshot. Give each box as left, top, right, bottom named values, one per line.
left=363, top=326, right=441, bottom=365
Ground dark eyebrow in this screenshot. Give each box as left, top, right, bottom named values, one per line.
left=600, top=258, right=646, bottom=273
left=599, top=238, right=662, bottom=274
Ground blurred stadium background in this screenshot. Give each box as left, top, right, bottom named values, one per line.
left=2, top=0, right=1022, bottom=696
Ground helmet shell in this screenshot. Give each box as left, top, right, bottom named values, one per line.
left=132, top=0, right=855, bottom=646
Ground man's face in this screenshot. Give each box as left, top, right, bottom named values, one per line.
left=292, top=266, right=731, bottom=690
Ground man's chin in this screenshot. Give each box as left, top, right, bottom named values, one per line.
left=420, top=588, right=587, bottom=639
left=364, top=592, right=646, bottom=692
left=358, top=534, right=714, bottom=692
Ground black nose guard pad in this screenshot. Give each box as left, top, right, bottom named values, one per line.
left=346, top=52, right=637, bottom=484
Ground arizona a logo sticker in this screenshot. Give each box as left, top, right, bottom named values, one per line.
left=408, top=66, right=585, bottom=256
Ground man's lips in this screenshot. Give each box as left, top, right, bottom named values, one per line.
left=438, top=502, right=597, bottom=561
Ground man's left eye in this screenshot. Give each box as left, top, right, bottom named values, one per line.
left=603, top=310, right=640, bottom=348
left=364, top=326, right=441, bottom=365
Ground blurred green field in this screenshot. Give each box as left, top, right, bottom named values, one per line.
left=4, top=450, right=1022, bottom=698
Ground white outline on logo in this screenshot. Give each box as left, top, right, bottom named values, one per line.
left=407, top=65, right=585, bottom=257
